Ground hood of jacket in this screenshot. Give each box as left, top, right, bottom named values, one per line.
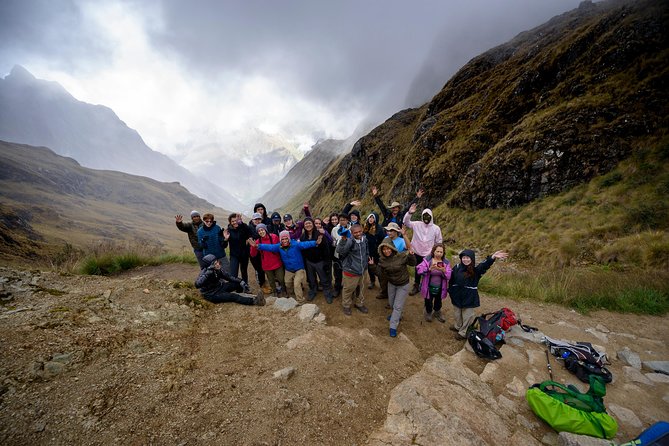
left=254, top=203, right=268, bottom=215
left=459, top=249, right=476, bottom=265
left=202, top=254, right=217, bottom=268
left=270, top=211, right=281, bottom=221
left=378, top=237, right=399, bottom=257
left=421, top=208, right=435, bottom=225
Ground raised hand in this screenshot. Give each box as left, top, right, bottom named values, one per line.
left=248, top=238, right=257, bottom=247
left=371, top=186, right=378, bottom=196
left=223, top=229, right=230, bottom=240
left=350, top=200, right=361, bottom=207
left=492, top=251, right=509, bottom=260
left=303, top=201, right=310, bottom=208
left=175, top=214, right=183, bottom=223
left=416, top=188, right=425, bottom=198
left=409, top=203, right=417, bottom=214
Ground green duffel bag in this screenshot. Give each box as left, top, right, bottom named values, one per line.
left=526, top=378, right=618, bottom=439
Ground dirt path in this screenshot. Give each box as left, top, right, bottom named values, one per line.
left=1, top=263, right=667, bottom=445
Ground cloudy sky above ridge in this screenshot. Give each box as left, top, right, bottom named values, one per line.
left=0, top=0, right=582, bottom=159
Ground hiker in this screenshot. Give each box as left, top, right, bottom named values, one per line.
left=249, top=229, right=324, bottom=304
left=175, top=211, right=205, bottom=268
left=336, top=223, right=371, bottom=316
left=300, top=217, right=335, bottom=303
left=403, top=203, right=443, bottom=296
left=363, top=212, right=385, bottom=290
left=313, top=217, right=333, bottom=293
left=330, top=212, right=350, bottom=297
left=375, top=222, right=407, bottom=301
left=224, top=213, right=252, bottom=285
left=371, top=186, right=423, bottom=229
left=448, top=249, right=508, bottom=339
left=284, top=203, right=311, bottom=240
left=375, top=228, right=415, bottom=337
left=195, top=254, right=264, bottom=305
left=248, top=212, right=268, bottom=293
left=249, top=223, right=286, bottom=296
left=253, top=203, right=272, bottom=226
left=197, top=213, right=229, bottom=271
left=325, top=213, right=339, bottom=234
left=268, top=212, right=285, bottom=236
left=342, top=200, right=361, bottom=225
left=416, top=243, right=452, bottom=323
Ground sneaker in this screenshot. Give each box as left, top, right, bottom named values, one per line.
left=354, top=305, right=369, bottom=314
left=343, top=307, right=352, bottom=316
left=424, top=309, right=432, bottom=322
left=389, top=328, right=397, bottom=337
left=433, top=311, right=445, bottom=323
left=254, top=290, right=266, bottom=306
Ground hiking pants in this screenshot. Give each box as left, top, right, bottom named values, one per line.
left=332, top=257, right=343, bottom=294
left=285, top=269, right=307, bottom=303
left=378, top=268, right=389, bottom=299
left=305, top=259, right=333, bottom=299
left=388, top=282, right=409, bottom=330
left=452, top=305, right=476, bottom=337
left=413, top=254, right=425, bottom=288
left=194, top=249, right=206, bottom=269
left=230, top=253, right=249, bottom=284
left=202, top=282, right=254, bottom=305
left=367, top=261, right=379, bottom=285
left=424, top=292, right=443, bottom=313
left=265, top=266, right=286, bottom=295
left=249, top=253, right=265, bottom=286
left=342, top=273, right=365, bottom=309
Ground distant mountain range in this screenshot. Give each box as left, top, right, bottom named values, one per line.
left=0, top=65, right=245, bottom=210
left=0, top=139, right=228, bottom=260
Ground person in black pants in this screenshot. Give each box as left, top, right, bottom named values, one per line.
left=195, top=254, right=265, bottom=305
left=224, top=213, right=252, bottom=284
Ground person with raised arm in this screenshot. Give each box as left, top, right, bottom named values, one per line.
left=403, top=202, right=443, bottom=296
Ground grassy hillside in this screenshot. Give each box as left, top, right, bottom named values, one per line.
left=0, top=140, right=230, bottom=266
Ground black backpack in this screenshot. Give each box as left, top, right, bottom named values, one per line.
left=467, top=330, right=502, bottom=360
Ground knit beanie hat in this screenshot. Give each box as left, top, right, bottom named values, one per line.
left=279, top=230, right=290, bottom=239
left=256, top=223, right=267, bottom=232
left=190, top=210, right=200, bottom=217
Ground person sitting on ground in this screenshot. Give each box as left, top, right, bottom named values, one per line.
left=249, top=224, right=286, bottom=296
left=336, top=223, right=371, bottom=316
left=375, top=228, right=415, bottom=337
left=416, top=243, right=452, bottom=323
left=249, top=229, right=324, bottom=304
left=300, top=217, right=335, bottom=304
left=403, top=203, right=443, bottom=296
left=268, top=212, right=285, bottom=236
left=371, top=186, right=424, bottom=230
left=175, top=210, right=205, bottom=268
left=448, top=249, right=508, bottom=340
left=195, top=254, right=264, bottom=306
left=197, top=213, right=229, bottom=271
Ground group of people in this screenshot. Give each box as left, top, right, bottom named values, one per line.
left=175, top=187, right=508, bottom=338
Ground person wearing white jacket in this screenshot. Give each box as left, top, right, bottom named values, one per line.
left=403, top=203, right=443, bottom=295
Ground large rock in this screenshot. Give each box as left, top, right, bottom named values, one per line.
left=607, top=404, right=642, bottom=429
left=297, top=303, right=319, bottom=321
left=617, top=347, right=641, bottom=369
left=557, top=432, right=612, bottom=446
left=273, top=297, right=298, bottom=312
left=642, top=361, right=669, bottom=375
left=367, top=353, right=542, bottom=445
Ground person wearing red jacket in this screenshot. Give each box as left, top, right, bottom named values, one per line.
left=249, top=224, right=286, bottom=296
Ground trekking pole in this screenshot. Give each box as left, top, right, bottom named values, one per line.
left=545, top=350, right=554, bottom=381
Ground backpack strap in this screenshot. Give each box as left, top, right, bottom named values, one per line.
left=517, top=318, right=538, bottom=332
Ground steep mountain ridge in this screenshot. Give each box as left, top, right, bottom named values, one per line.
left=0, top=66, right=245, bottom=210
left=307, top=0, right=668, bottom=213
left=0, top=140, right=228, bottom=260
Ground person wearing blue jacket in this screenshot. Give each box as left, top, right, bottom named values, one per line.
left=249, top=229, right=324, bottom=304
left=197, top=213, right=229, bottom=271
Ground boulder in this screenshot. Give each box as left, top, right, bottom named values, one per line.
left=297, top=303, right=319, bottom=321
left=607, top=404, right=642, bottom=429
left=617, top=347, right=641, bottom=369
left=642, top=361, right=669, bottom=375
left=623, top=366, right=652, bottom=385
left=273, top=297, right=298, bottom=312
left=645, top=373, right=669, bottom=384
left=557, top=432, right=612, bottom=446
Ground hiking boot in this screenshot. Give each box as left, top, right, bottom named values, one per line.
left=424, top=309, right=432, bottom=322
left=254, top=289, right=266, bottom=306
left=354, top=305, right=369, bottom=314
left=409, top=283, right=420, bottom=296
left=261, top=284, right=272, bottom=294
left=389, top=328, right=397, bottom=337
left=433, top=310, right=445, bottom=323
left=307, top=292, right=316, bottom=302
left=343, top=307, right=352, bottom=316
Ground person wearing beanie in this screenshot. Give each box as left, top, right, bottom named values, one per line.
left=249, top=223, right=285, bottom=296
left=363, top=212, right=385, bottom=290
left=175, top=210, right=206, bottom=268
left=248, top=227, right=325, bottom=304
left=403, top=203, right=443, bottom=296
left=268, top=212, right=285, bottom=236
left=283, top=202, right=312, bottom=240
left=248, top=212, right=268, bottom=293
left=448, top=248, right=508, bottom=339
left=195, top=254, right=265, bottom=306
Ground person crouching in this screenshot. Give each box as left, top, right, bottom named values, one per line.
left=195, top=254, right=265, bottom=306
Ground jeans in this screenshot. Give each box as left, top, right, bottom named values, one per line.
left=230, top=254, right=249, bottom=283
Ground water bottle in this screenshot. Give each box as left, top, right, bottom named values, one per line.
left=561, top=351, right=571, bottom=359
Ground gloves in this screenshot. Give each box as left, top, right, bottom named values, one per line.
left=337, top=227, right=351, bottom=238
left=240, top=281, right=251, bottom=293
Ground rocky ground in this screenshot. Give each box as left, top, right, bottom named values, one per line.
left=0, top=263, right=667, bottom=445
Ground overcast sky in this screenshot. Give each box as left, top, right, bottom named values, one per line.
left=0, top=0, right=583, bottom=158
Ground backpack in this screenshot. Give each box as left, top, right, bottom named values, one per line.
left=469, top=307, right=519, bottom=344
left=526, top=375, right=618, bottom=439
left=467, top=329, right=502, bottom=360
left=544, top=336, right=613, bottom=383
left=619, top=421, right=669, bottom=446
